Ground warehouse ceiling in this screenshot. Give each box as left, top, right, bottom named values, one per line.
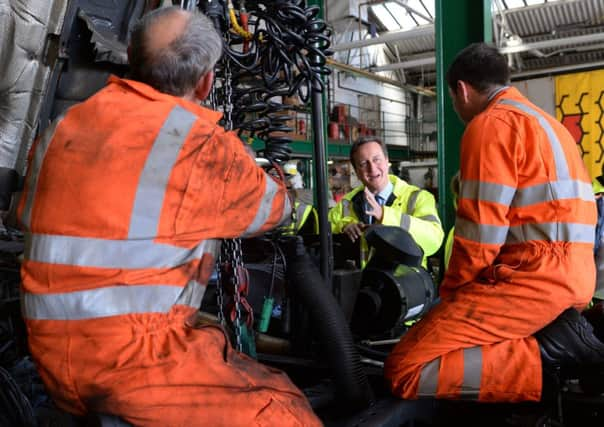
left=328, top=0, right=604, bottom=88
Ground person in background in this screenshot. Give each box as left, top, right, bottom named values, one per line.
left=283, top=162, right=318, bottom=235
left=17, top=7, right=320, bottom=426
left=592, top=171, right=604, bottom=302
left=328, top=136, right=444, bottom=268
left=443, top=171, right=460, bottom=270
left=385, top=42, right=604, bottom=404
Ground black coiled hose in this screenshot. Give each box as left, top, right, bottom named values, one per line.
left=204, top=0, right=333, bottom=163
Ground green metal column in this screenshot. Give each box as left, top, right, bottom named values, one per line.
left=435, top=0, right=492, bottom=254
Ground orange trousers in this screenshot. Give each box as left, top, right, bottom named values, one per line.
left=27, top=306, right=321, bottom=426
left=384, top=250, right=594, bottom=402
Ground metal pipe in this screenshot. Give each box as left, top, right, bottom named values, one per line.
left=327, top=58, right=435, bottom=97
left=499, top=32, right=604, bottom=55
left=311, top=84, right=333, bottom=284
left=332, top=26, right=433, bottom=52
left=370, top=56, right=435, bottom=71
left=510, top=59, right=604, bottom=79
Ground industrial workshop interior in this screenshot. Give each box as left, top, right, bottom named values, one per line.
left=4, top=0, right=604, bottom=425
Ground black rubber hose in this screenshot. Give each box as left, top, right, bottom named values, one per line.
left=286, top=237, right=374, bottom=409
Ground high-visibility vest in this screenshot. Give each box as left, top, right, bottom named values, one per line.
left=328, top=174, right=444, bottom=268
left=18, top=75, right=291, bottom=322
left=285, top=200, right=318, bottom=234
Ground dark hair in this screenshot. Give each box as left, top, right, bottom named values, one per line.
left=129, top=7, right=223, bottom=96
left=446, top=42, right=510, bottom=94
left=349, top=136, right=388, bottom=167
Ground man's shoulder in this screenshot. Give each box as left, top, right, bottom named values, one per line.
left=391, top=175, right=420, bottom=196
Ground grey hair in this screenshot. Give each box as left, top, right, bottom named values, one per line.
left=129, top=6, right=223, bottom=96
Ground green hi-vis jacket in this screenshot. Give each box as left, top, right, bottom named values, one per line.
left=284, top=200, right=319, bottom=234
left=328, top=174, right=444, bottom=268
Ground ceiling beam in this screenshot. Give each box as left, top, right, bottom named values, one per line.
left=498, top=32, right=604, bottom=54
left=331, top=25, right=433, bottom=51
left=366, top=31, right=604, bottom=72
left=327, top=58, right=436, bottom=97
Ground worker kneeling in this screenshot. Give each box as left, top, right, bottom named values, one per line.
left=18, top=7, right=319, bottom=426
left=385, top=43, right=604, bottom=402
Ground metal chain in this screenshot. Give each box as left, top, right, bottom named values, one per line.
left=223, top=33, right=233, bottom=131
left=215, top=252, right=225, bottom=326
left=230, top=238, right=245, bottom=353
left=218, top=28, right=243, bottom=351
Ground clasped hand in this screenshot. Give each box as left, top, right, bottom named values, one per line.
left=343, top=188, right=383, bottom=242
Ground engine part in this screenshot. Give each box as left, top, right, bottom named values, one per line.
left=351, top=264, right=436, bottom=338
left=350, top=225, right=437, bottom=338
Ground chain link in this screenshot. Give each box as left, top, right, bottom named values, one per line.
left=217, top=29, right=242, bottom=350
left=230, top=238, right=245, bottom=353
left=223, top=32, right=233, bottom=131
left=215, top=252, right=225, bottom=326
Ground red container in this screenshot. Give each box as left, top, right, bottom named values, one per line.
left=328, top=122, right=339, bottom=139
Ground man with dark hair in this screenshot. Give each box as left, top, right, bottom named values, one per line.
left=328, top=136, right=443, bottom=268
left=18, top=6, right=320, bottom=426
left=386, top=42, right=604, bottom=402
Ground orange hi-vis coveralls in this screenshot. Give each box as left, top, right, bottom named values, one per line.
left=17, top=76, right=321, bottom=426
left=385, top=86, right=596, bottom=402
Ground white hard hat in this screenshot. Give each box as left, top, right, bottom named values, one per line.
left=283, top=162, right=298, bottom=176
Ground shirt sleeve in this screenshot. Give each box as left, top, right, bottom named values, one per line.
left=328, top=198, right=358, bottom=233
left=180, top=127, right=291, bottom=239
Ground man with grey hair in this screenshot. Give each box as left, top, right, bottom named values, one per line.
left=18, top=6, right=320, bottom=426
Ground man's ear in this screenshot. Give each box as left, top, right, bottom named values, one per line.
left=194, top=70, right=214, bottom=101
left=457, top=80, right=471, bottom=104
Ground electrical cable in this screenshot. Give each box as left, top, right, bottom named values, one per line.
left=200, top=0, right=333, bottom=164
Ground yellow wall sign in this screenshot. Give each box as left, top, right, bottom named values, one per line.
left=555, top=70, right=604, bottom=179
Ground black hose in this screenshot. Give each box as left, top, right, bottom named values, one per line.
left=286, top=237, right=374, bottom=409
left=0, top=366, right=35, bottom=427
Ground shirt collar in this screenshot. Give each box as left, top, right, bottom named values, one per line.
left=487, top=85, right=510, bottom=102
left=376, top=180, right=394, bottom=202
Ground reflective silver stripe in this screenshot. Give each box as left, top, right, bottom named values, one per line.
left=22, top=281, right=206, bottom=320
left=401, top=214, right=411, bottom=230
left=499, top=99, right=570, bottom=180
left=25, top=234, right=218, bottom=269
left=418, top=214, right=441, bottom=224
left=418, top=357, right=440, bottom=396
left=460, top=180, right=516, bottom=207
left=457, top=218, right=594, bottom=245
left=129, top=106, right=197, bottom=238
left=20, top=115, right=65, bottom=229
left=295, top=202, right=308, bottom=230
left=280, top=192, right=293, bottom=226
left=407, top=189, right=420, bottom=213
left=513, top=180, right=594, bottom=207
left=342, top=199, right=352, bottom=217
left=507, top=222, right=595, bottom=244
left=461, top=180, right=593, bottom=207
left=456, top=217, right=509, bottom=245
left=175, top=279, right=207, bottom=308
left=242, top=173, right=279, bottom=236
left=460, top=347, right=482, bottom=399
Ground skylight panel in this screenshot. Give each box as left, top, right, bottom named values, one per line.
left=372, top=3, right=401, bottom=31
